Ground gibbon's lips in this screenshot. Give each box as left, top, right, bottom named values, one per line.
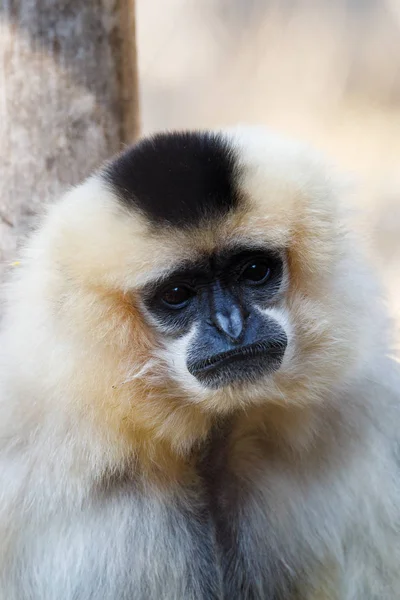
left=187, top=338, right=287, bottom=388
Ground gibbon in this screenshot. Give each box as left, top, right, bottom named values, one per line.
left=0, top=126, right=399, bottom=599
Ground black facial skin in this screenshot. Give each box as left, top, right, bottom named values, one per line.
left=142, top=246, right=288, bottom=389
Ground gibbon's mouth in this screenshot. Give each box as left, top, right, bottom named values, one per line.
left=187, top=338, right=287, bottom=389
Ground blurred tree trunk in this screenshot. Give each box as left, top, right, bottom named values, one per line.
left=0, top=0, right=140, bottom=271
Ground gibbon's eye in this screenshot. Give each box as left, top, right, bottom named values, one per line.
left=160, top=285, right=195, bottom=308
left=240, top=260, right=271, bottom=285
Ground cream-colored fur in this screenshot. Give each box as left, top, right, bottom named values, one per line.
left=0, top=126, right=398, bottom=599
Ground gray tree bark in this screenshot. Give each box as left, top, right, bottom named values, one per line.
left=0, top=0, right=140, bottom=271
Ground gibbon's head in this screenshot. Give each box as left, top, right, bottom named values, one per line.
left=5, top=126, right=377, bottom=453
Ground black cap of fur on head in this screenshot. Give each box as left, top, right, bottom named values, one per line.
left=104, top=131, right=242, bottom=227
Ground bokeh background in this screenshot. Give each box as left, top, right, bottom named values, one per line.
left=1, top=0, right=400, bottom=344
left=137, top=0, right=400, bottom=346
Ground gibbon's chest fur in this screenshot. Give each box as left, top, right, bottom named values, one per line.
left=195, top=399, right=400, bottom=600
left=76, top=401, right=389, bottom=600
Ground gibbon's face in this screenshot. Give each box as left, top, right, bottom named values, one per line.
left=53, top=127, right=357, bottom=411
left=140, top=244, right=288, bottom=390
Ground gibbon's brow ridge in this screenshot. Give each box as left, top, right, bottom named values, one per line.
left=104, top=131, right=242, bottom=227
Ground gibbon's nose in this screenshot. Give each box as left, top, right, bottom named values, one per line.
left=210, top=282, right=245, bottom=343
left=213, top=304, right=244, bottom=342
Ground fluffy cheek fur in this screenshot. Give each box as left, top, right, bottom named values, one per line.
left=154, top=326, right=208, bottom=401
left=274, top=247, right=377, bottom=412
left=280, top=293, right=352, bottom=404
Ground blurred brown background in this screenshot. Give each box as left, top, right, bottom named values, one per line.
left=1, top=0, right=400, bottom=344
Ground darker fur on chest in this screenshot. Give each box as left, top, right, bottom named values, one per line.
left=195, top=423, right=297, bottom=600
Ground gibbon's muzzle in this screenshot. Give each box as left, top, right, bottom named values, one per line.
left=187, top=336, right=287, bottom=389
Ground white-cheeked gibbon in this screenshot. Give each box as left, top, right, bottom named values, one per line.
left=0, top=126, right=399, bottom=599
